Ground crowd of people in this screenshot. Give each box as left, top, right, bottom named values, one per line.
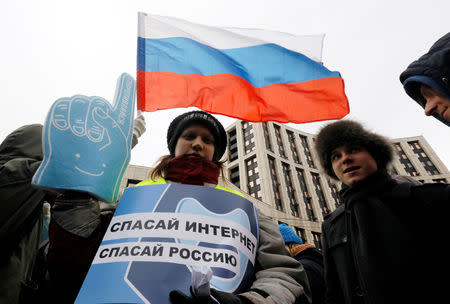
left=0, top=32, right=448, bottom=304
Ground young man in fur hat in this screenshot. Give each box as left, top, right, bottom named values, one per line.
left=314, top=120, right=449, bottom=304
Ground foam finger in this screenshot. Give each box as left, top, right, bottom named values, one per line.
left=110, top=73, right=136, bottom=137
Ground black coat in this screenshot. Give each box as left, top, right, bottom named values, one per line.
left=0, top=125, right=47, bottom=303
left=321, top=171, right=449, bottom=304
left=294, top=247, right=325, bottom=304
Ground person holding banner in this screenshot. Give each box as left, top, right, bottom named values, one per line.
left=132, top=110, right=311, bottom=304
left=41, top=107, right=309, bottom=303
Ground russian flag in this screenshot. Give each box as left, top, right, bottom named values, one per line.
left=137, top=12, right=349, bottom=123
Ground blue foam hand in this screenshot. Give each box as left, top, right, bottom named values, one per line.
left=32, top=73, right=136, bottom=202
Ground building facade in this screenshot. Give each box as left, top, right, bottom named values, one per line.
left=119, top=121, right=450, bottom=249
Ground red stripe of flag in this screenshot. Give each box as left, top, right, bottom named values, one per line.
left=137, top=70, right=348, bottom=123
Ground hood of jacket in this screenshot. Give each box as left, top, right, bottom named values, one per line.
left=400, top=32, right=450, bottom=127
left=0, top=124, right=43, bottom=166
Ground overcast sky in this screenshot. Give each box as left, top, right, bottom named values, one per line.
left=1, top=0, right=448, bottom=170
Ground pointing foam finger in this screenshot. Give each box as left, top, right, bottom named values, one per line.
left=110, top=73, right=136, bottom=138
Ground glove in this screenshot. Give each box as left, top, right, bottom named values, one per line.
left=51, top=191, right=101, bottom=238
left=169, top=288, right=251, bottom=304
left=131, top=113, right=146, bottom=148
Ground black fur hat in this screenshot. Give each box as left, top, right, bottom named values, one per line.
left=314, top=120, right=393, bottom=180
left=167, top=111, right=227, bottom=161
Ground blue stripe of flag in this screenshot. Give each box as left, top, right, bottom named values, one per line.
left=138, top=37, right=340, bottom=87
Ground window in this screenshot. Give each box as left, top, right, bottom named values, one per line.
left=263, top=122, right=273, bottom=152
left=287, top=130, right=301, bottom=164
left=327, top=179, right=342, bottom=208
left=294, top=227, right=307, bottom=242
left=394, top=143, right=419, bottom=176
left=433, top=178, right=447, bottom=183
left=311, top=173, right=330, bottom=216
left=268, top=156, right=283, bottom=211
left=312, top=232, right=322, bottom=250
left=246, top=156, right=262, bottom=200
left=126, top=179, right=142, bottom=187
left=300, top=135, right=315, bottom=168
left=229, top=166, right=240, bottom=188
left=274, top=124, right=286, bottom=158
left=282, top=162, right=299, bottom=217
left=228, top=129, right=238, bottom=162
left=242, top=121, right=256, bottom=154
left=408, top=141, right=440, bottom=175
left=296, top=168, right=316, bottom=221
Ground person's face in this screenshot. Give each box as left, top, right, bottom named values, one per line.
left=174, top=125, right=215, bottom=161
left=420, top=84, right=450, bottom=122
left=331, top=145, right=378, bottom=186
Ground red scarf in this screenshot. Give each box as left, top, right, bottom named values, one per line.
left=165, top=155, right=220, bottom=185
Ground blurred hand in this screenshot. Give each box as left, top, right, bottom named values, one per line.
left=133, top=113, right=146, bottom=139
left=131, top=112, right=146, bottom=148
left=32, top=73, right=136, bottom=203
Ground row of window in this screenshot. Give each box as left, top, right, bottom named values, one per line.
left=230, top=155, right=340, bottom=221
left=229, top=122, right=317, bottom=169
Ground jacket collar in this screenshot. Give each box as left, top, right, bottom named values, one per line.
left=339, top=170, right=394, bottom=204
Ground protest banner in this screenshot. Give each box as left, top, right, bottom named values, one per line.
left=75, top=183, right=259, bottom=304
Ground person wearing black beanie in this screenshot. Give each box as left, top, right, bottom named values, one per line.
left=314, top=119, right=450, bottom=304
left=135, top=110, right=311, bottom=304
left=166, top=110, right=227, bottom=162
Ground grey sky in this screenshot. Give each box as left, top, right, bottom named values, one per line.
left=1, top=0, right=448, bottom=170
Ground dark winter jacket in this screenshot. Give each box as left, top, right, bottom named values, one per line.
left=47, top=192, right=113, bottom=304
left=293, top=246, right=325, bottom=304
left=0, top=125, right=47, bottom=303
left=400, top=32, right=450, bottom=126
left=321, top=171, right=449, bottom=304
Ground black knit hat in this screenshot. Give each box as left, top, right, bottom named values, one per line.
left=167, top=111, right=227, bottom=161
left=314, top=120, right=393, bottom=180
